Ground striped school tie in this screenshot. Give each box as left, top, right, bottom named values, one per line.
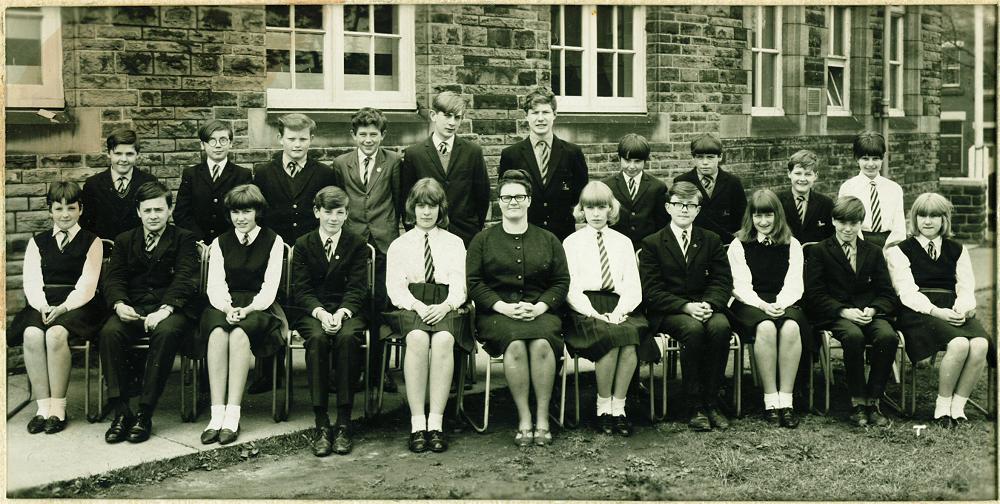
left=842, top=241, right=855, bottom=272
left=423, top=232, right=435, bottom=283
left=211, top=164, right=221, bottom=182
left=701, top=175, right=714, bottom=196
left=362, top=156, right=372, bottom=187
left=927, top=240, right=937, bottom=260
left=536, top=140, right=550, bottom=185
left=145, top=231, right=159, bottom=253
left=324, top=237, right=333, bottom=261
left=597, top=230, right=614, bottom=291
left=287, top=161, right=299, bottom=178
left=762, top=236, right=773, bottom=247
left=241, top=232, right=250, bottom=246
left=869, top=180, right=882, bottom=232
left=116, top=176, right=128, bottom=198
left=57, top=230, right=69, bottom=252
left=627, top=177, right=638, bottom=201
left=681, top=229, right=689, bottom=260
left=796, top=195, right=806, bottom=224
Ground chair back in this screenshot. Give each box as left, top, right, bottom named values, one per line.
left=365, top=243, right=376, bottom=320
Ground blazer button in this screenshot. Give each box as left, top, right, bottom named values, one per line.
left=542, top=221, right=548, bottom=226
left=516, top=259, right=522, bottom=263
left=293, top=222, right=298, bottom=227
left=515, top=246, right=521, bottom=250
left=543, top=202, right=548, bottom=207
left=292, top=204, right=297, bottom=209
left=213, top=198, right=218, bottom=203
left=517, top=275, right=522, bottom=279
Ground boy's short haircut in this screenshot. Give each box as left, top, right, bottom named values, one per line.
left=831, top=196, right=866, bottom=223
left=787, top=149, right=818, bottom=172
left=689, top=133, right=723, bottom=156
left=852, top=130, right=886, bottom=159
left=277, top=113, right=317, bottom=136
left=404, top=177, right=450, bottom=228
left=224, top=184, right=268, bottom=212
left=198, top=120, right=233, bottom=142
left=618, top=133, right=650, bottom=161
left=351, top=107, right=388, bottom=134
left=313, top=185, right=350, bottom=211
left=523, top=86, right=557, bottom=113
left=669, top=181, right=702, bottom=203
left=573, top=181, right=621, bottom=225
left=907, top=192, right=954, bottom=238
left=431, top=91, right=466, bottom=115
left=46, top=181, right=83, bottom=207
left=135, top=181, right=173, bottom=208
left=107, top=128, right=140, bottom=153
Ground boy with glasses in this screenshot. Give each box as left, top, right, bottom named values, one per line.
left=672, top=133, right=746, bottom=244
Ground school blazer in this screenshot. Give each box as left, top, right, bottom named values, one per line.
left=102, top=224, right=201, bottom=318
left=290, top=229, right=369, bottom=319
left=332, top=148, right=402, bottom=255
left=254, top=153, right=343, bottom=244
left=603, top=172, right=668, bottom=249
left=400, top=136, right=490, bottom=245
left=638, top=225, right=733, bottom=329
left=498, top=135, right=589, bottom=240
left=173, top=160, right=253, bottom=243
left=777, top=189, right=834, bottom=245
left=804, top=236, right=898, bottom=326
left=79, top=168, right=159, bottom=240
left=673, top=168, right=746, bottom=244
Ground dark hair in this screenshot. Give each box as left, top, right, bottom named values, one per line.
left=523, top=86, right=557, bottom=113
left=618, top=133, right=650, bottom=161
left=787, top=149, right=817, bottom=172
left=431, top=91, right=466, bottom=115
left=498, top=169, right=532, bottom=197
left=224, top=184, right=267, bottom=212
left=351, top=107, right=388, bottom=134
left=46, top=181, right=83, bottom=207
left=405, top=178, right=450, bottom=228
left=277, top=113, right=316, bottom=136
left=690, top=133, right=722, bottom=156
left=198, top=120, right=233, bottom=142
left=735, top=189, right=791, bottom=244
left=135, top=181, right=173, bottom=208
left=852, top=130, right=886, bottom=159
left=668, top=181, right=702, bottom=203
left=313, top=185, right=349, bottom=211
left=106, top=128, right=139, bottom=153
left=831, top=196, right=865, bottom=223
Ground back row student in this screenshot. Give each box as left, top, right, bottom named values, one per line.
left=80, top=129, right=159, bottom=240
left=603, top=133, right=668, bottom=250
left=838, top=131, right=905, bottom=248
left=778, top=149, right=834, bottom=244
left=673, top=133, right=746, bottom=244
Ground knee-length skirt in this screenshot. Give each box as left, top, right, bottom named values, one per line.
left=199, top=291, right=285, bottom=358
left=476, top=310, right=563, bottom=358
left=729, top=293, right=815, bottom=354
left=7, top=286, right=104, bottom=346
left=382, top=282, right=474, bottom=354
left=564, top=291, right=653, bottom=362
left=895, top=289, right=996, bottom=366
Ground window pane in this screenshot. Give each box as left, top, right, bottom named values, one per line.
left=761, top=52, right=777, bottom=107
left=890, top=17, right=901, bottom=59
left=941, top=121, right=962, bottom=135
left=266, top=5, right=290, bottom=27
left=938, top=126, right=964, bottom=177
left=344, top=5, right=370, bottom=32
left=889, top=64, right=900, bottom=108
left=550, top=6, right=561, bottom=46
left=551, top=49, right=561, bottom=94
left=597, top=6, right=613, bottom=49
left=618, top=52, right=633, bottom=97
left=374, top=5, right=396, bottom=34
left=618, top=6, right=633, bottom=50
left=565, top=49, right=582, bottom=96
left=827, top=66, right=844, bottom=107
left=832, top=8, right=845, bottom=56
left=597, top=52, right=613, bottom=96
left=564, top=5, right=582, bottom=47
left=373, top=36, right=399, bottom=91
left=5, top=13, right=42, bottom=85
left=294, top=5, right=323, bottom=30
left=762, top=7, right=777, bottom=49
left=344, top=35, right=369, bottom=90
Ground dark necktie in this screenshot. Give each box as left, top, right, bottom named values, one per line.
left=597, top=230, right=614, bottom=291
left=57, top=230, right=69, bottom=252
left=211, top=164, right=221, bottom=182
left=762, top=236, right=773, bottom=247
left=325, top=237, right=334, bottom=261
left=438, top=142, right=448, bottom=155
left=842, top=241, right=855, bottom=272
left=537, top=141, right=550, bottom=185
left=927, top=240, right=937, bottom=260
left=116, top=176, right=128, bottom=198
left=145, top=231, right=159, bottom=253
left=869, top=180, right=882, bottom=232
left=423, top=232, right=435, bottom=283
left=681, top=229, right=689, bottom=260
left=362, top=156, right=371, bottom=187
left=627, top=177, right=638, bottom=201
left=241, top=232, right=250, bottom=246
left=287, top=161, right=299, bottom=178
left=795, top=195, right=806, bottom=224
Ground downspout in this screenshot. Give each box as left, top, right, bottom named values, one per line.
left=972, top=4, right=985, bottom=179
left=881, top=5, right=891, bottom=177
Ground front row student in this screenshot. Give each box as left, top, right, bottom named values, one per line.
left=100, top=181, right=201, bottom=444
left=12, top=181, right=104, bottom=434
left=384, top=178, right=469, bottom=453
left=639, top=181, right=734, bottom=432
left=804, top=196, right=899, bottom=427
left=563, top=181, right=650, bottom=436
left=885, top=193, right=995, bottom=427
left=290, top=186, right=370, bottom=457
left=200, top=184, right=286, bottom=446
left=727, top=189, right=812, bottom=429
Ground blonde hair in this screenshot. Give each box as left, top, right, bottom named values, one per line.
left=572, top=181, right=620, bottom=225
left=907, top=192, right=954, bottom=238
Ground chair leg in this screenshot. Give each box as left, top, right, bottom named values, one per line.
left=283, top=344, right=294, bottom=422
left=568, top=354, right=580, bottom=428
left=459, top=350, right=491, bottom=433
left=377, top=340, right=390, bottom=416
left=732, top=334, right=742, bottom=418
left=7, top=373, right=33, bottom=420
left=271, top=354, right=281, bottom=423
left=180, top=356, right=189, bottom=421
left=363, top=330, right=374, bottom=419
left=822, top=334, right=831, bottom=415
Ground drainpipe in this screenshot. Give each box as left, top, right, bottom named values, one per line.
left=972, top=4, right=985, bottom=179
left=881, top=6, right=891, bottom=177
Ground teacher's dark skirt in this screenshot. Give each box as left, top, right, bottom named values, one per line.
left=7, top=286, right=104, bottom=346
left=476, top=309, right=564, bottom=359
left=894, top=290, right=996, bottom=366
left=730, top=293, right=815, bottom=354
left=199, top=291, right=284, bottom=358
left=565, top=291, right=652, bottom=362
left=382, top=282, right=474, bottom=354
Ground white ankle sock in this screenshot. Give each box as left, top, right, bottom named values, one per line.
left=596, top=395, right=612, bottom=416
left=49, top=397, right=67, bottom=420
left=427, top=413, right=444, bottom=431
left=207, top=405, right=226, bottom=430
left=934, top=395, right=952, bottom=419
left=951, top=395, right=969, bottom=420
left=410, top=415, right=427, bottom=433
left=611, top=396, right=626, bottom=417
left=777, top=392, right=794, bottom=410
left=222, top=404, right=241, bottom=431
left=763, top=393, right=779, bottom=410
left=35, top=398, right=51, bottom=418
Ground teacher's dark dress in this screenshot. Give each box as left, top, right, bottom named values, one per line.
left=467, top=224, right=569, bottom=357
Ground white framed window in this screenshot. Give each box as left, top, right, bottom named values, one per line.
left=265, top=4, right=416, bottom=110
left=5, top=7, right=64, bottom=108
left=887, top=7, right=905, bottom=116
left=751, top=6, right=783, bottom=116
left=550, top=5, right=646, bottom=113
left=825, top=6, right=851, bottom=116
left=942, top=40, right=962, bottom=88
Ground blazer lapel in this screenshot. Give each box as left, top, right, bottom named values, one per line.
left=345, top=152, right=363, bottom=191
left=613, top=174, right=633, bottom=210
left=546, top=136, right=566, bottom=190
left=634, top=173, right=653, bottom=205
left=423, top=137, right=448, bottom=180
left=801, top=194, right=819, bottom=231
left=325, top=233, right=349, bottom=276
left=827, top=238, right=854, bottom=276
left=149, top=226, right=174, bottom=263
left=519, top=139, right=545, bottom=189
left=366, top=148, right=389, bottom=191
left=686, top=227, right=704, bottom=266
left=292, top=160, right=319, bottom=199
left=662, top=229, right=687, bottom=270
left=445, top=139, right=464, bottom=177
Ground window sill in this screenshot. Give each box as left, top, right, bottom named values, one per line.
left=751, top=107, right=785, bottom=117
left=827, top=108, right=851, bottom=117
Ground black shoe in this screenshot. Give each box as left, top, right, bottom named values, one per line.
left=408, top=430, right=428, bottom=453
left=127, top=411, right=152, bottom=443
left=427, top=430, right=448, bottom=453
left=27, top=415, right=46, bottom=434
left=705, top=408, right=730, bottom=430
left=935, top=416, right=954, bottom=429
left=332, top=425, right=353, bottom=455
left=597, top=414, right=615, bottom=435
left=952, top=416, right=968, bottom=428
left=312, top=426, right=333, bottom=457
left=763, top=408, right=780, bottom=424
left=43, top=416, right=67, bottom=434
left=201, top=428, right=220, bottom=445
left=849, top=405, right=868, bottom=427
left=867, top=405, right=890, bottom=427
left=382, top=374, right=398, bottom=393
left=219, top=425, right=240, bottom=445
left=688, top=410, right=712, bottom=432
left=613, top=415, right=633, bottom=437
left=105, top=412, right=136, bottom=444
left=778, top=408, right=799, bottom=429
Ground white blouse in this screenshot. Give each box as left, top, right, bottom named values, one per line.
left=385, top=226, right=467, bottom=311
left=206, top=226, right=285, bottom=313
left=884, top=236, right=976, bottom=314
left=838, top=173, right=907, bottom=245
left=23, top=225, right=102, bottom=312
left=563, top=225, right=641, bottom=317
left=727, top=235, right=804, bottom=310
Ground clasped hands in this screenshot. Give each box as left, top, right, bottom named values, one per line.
left=313, top=307, right=351, bottom=335
left=682, top=301, right=714, bottom=322
left=412, top=302, right=452, bottom=326
left=493, top=301, right=548, bottom=321
left=929, top=306, right=975, bottom=327
left=591, top=311, right=628, bottom=324
left=40, top=305, right=68, bottom=326
left=115, top=302, right=172, bottom=332
left=839, top=307, right=878, bottom=325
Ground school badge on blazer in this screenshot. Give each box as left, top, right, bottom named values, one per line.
left=561, top=181, right=571, bottom=191
left=817, top=221, right=826, bottom=227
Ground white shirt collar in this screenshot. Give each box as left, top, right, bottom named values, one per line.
left=52, top=224, right=81, bottom=241
left=670, top=222, right=691, bottom=244
left=237, top=226, right=262, bottom=244
left=858, top=172, right=884, bottom=184
left=282, top=153, right=306, bottom=174
left=431, top=133, right=455, bottom=153
left=111, top=168, right=134, bottom=183
left=207, top=158, right=228, bottom=171
left=582, top=224, right=609, bottom=238
left=624, top=172, right=642, bottom=185
left=357, top=148, right=377, bottom=167
left=914, top=234, right=942, bottom=250
left=529, top=132, right=554, bottom=149
left=756, top=233, right=774, bottom=244
left=318, top=227, right=343, bottom=245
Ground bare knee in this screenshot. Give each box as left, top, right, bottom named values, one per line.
left=228, top=330, right=251, bottom=352
left=23, top=328, right=45, bottom=355
left=405, top=330, right=430, bottom=350
left=967, top=338, right=989, bottom=361
left=505, top=340, right=528, bottom=362
left=779, top=320, right=800, bottom=338
left=430, top=331, right=455, bottom=352
left=44, top=326, right=69, bottom=348
left=528, top=339, right=553, bottom=359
